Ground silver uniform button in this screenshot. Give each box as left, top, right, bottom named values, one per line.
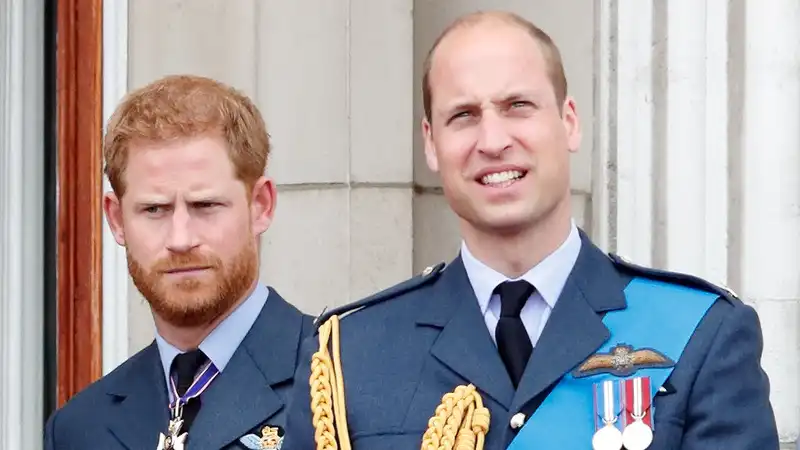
left=510, top=412, right=526, bottom=429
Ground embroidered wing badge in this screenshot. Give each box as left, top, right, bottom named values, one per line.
left=572, top=343, right=675, bottom=378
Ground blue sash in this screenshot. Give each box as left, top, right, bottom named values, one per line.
left=507, top=277, right=718, bottom=449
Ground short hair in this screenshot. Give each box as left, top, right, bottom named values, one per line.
left=103, top=74, right=270, bottom=197
left=422, top=11, right=568, bottom=122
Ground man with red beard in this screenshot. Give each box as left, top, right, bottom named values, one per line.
left=44, top=75, right=314, bottom=450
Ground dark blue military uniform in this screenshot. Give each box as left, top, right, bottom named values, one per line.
left=282, top=230, right=778, bottom=449
left=44, top=289, right=314, bottom=450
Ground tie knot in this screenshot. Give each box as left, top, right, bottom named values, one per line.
left=495, top=280, right=534, bottom=318
left=171, top=349, right=209, bottom=396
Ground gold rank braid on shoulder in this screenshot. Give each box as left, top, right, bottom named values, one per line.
left=310, top=314, right=491, bottom=450
left=310, top=315, right=350, bottom=450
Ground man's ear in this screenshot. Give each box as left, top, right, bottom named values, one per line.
left=561, top=96, right=582, bottom=153
left=250, top=176, right=276, bottom=236
left=422, top=117, right=440, bottom=173
left=103, top=192, right=126, bottom=245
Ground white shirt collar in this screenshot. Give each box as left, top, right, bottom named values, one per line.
left=461, top=221, right=582, bottom=314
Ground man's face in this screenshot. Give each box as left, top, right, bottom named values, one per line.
left=422, top=22, right=581, bottom=236
left=103, top=135, right=275, bottom=327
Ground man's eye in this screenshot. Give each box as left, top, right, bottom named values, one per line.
left=449, top=111, right=472, bottom=122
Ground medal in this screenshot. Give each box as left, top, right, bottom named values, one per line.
left=622, top=377, right=654, bottom=450
left=156, top=361, right=220, bottom=450
left=592, top=380, right=623, bottom=450
left=622, top=420, right=653, bottom=450
left=157, top=416, right=187, bottom=450
left=592, top=423, right=624, bottom=450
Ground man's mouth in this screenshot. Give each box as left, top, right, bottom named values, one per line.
left=479, top=169, right=527, bottom=186
left=165, top=266, right=211, bottom=274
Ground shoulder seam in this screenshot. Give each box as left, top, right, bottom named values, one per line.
left=609, top=252, right=738, bottom=303
left=314, top=262, right=446, bottom=328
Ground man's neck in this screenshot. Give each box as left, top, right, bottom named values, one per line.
left=153, top=281, right=257, bottom=351
left=460, top=207, right=573, bottom=279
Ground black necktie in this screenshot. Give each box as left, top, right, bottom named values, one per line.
left=495, top=280, right=535, bottom=388
left=170, top=349, right=208, bottom=432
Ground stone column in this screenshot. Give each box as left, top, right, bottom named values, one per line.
left=0, top=0, right=44, bottom=448
left=594, top=0, right=799, bottom=446
left=101, top=0, right=130, bottom=375
left=740, top=0, right=800, bottom=445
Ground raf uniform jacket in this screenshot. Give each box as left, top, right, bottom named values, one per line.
left=282, top=230, right=779, bottom=449
left=44, top=288, right=314, bottom=450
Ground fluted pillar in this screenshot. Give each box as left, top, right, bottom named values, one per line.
left=101, top=0, right=130, bottom=375
left=595, top=1, right=799, bottom=446
left=740, top=0, right=800, bottom=445
left=0, top=1, right=44, bottom=448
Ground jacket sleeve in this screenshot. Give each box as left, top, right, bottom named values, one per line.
left=681, top=302, right=779, bottom=449
left=43, top=409, right=59, bottom=450
left=281, top=335, right=320, bottom=450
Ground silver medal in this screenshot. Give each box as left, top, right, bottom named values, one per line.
left=157, top=406, right=187, bottom=450
left=622, top=419, right=654, bottom=450
left=592, top=423, right=624, bottom=450
left=622, top=377, right=654, bottom=449
left=156, top=418, right=187, bottom=450
left=592, top=380, right=623, bottom=450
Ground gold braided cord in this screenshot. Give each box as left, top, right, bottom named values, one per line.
left=310, top=314, right=490, bottom=450
left=421, top=384, right=491, bottom=450
left=310, top=315, right=351, bottom=450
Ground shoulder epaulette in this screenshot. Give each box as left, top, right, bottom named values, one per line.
left=608, top=253, right=738, bottom=303
left=313, top=262, right=446, bottom=329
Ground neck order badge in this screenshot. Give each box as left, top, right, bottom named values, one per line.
left=156, top=361, right=220, bottom=450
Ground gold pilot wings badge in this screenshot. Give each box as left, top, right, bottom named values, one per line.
left=572, top=343, right=675, bottom=378
left=238, top=425, right=283, bottom=450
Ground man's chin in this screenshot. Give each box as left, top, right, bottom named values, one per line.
left=152, top=303, right=224, bottom=328
left=147, top=290, right=225, bottom=328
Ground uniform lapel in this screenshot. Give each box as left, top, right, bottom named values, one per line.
left=509, top=233, right=628, bottom=416
left=187, top=289, right=305, bottom=450
left=419, top=257, right=516, bottom=410
left=105, top=343, right=171, bottom=450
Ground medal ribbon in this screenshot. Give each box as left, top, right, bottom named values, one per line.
left=168, top=361, right=220, bottom=412
left=593, top=380, right=623, bottom=431
left=624, top=376, right=653, bottom=428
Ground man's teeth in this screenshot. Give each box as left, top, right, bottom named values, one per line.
left=481, top=170, right=524, bottom=185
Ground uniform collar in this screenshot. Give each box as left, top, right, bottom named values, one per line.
left=461, top=220, right=582, bottom=315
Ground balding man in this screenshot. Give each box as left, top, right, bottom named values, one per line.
left=282, top=11, right=778, bottom=450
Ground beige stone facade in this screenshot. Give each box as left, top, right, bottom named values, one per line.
left=124, top=0, right=596, bottom=352
left=2, top=0, right=798, bottom=448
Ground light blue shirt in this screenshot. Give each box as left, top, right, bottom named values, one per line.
left=154, top=283, right=269, bottom=400
left=461, top=221, right=581, bottom=348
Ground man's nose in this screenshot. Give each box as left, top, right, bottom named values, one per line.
left=476, top=111, right=513, bottom=157
left=164, top=206, right=199, bottom=253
